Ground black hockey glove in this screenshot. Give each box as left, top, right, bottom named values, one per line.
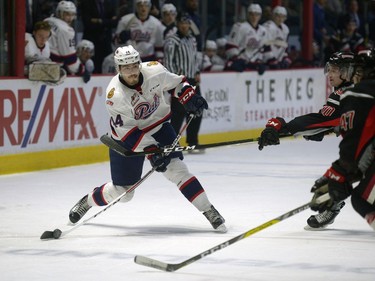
left=258, top=117, right=287, bottom=151
left=178, top=85, right=208, bottom=116
left=144, top=145, right=171, bottom=173
left=310, top=161, right=352, bottom=212
left=82, top=69, right=91, bottom=83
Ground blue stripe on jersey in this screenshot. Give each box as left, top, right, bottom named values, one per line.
left=179, top=177, right=204, bottom=202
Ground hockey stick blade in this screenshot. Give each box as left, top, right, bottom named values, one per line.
left=134, top=202, right=310, bottom=272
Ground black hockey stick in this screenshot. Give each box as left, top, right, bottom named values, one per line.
left=100, top=134, right=262, bottom=157
left=40, top=114, right=195, bottom=240
left=134, top=202, right=310, bottom=272
left=100, top=133, right=297, bottom=157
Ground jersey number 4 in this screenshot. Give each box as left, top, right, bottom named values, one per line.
left=110, top=115, right=124, bottom=128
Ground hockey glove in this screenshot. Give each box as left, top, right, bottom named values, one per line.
left=310, top=175, right=330, bottom=212
left=258, top=117, right=287, bottom=151
left=178, top=85, right=208, bottom=116
left=144, top=145, right=171, bottom=173
left=310, top=161, right=352, bottom=212
left=82, top=69, right=91, bottom=83
left=326, top=161, right=353, bottom=202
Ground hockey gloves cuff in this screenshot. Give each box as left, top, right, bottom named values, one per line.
left=258, top=117, right=287, bottom=150
left=310, top=161, right=352, bottom=212
left=144, top=145, right=171, bottom=173
left=178, top=85, right=208, bottom=116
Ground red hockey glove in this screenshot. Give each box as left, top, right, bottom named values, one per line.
left=178, top=85, right=208, bottom=115
left=258, top=117, right=287, bottom=151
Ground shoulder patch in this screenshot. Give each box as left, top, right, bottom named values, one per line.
left=147, top=61, right=159, bottom=66
left=107, top=88, right=115, bottom=99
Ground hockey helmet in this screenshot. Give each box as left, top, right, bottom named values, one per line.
left=324, top=51, right=354, bottom=81
left=56, top=1, right=77, bottom=18
left=205, top=40, right=217, bottom=51
left=273, top=6, right=287, bottom=16
left=350, top=49, right=375, bottom=81
left=135, top=0, right=151, bottom=6
left=114, top=45, right=141, bottom=72
left=248, top=4, right=262, bottom=14
left=161, top=3, right=177, bottom=15
left=76, top=40, right=95, bottom=56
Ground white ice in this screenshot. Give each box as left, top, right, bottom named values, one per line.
left=1, top=136, right=374, bottom=281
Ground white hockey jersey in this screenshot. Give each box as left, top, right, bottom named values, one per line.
left=105, top=61, right=185, bottom=151
left=102, top=52, right=116, bottom=74
left=116, top=14, right=164, bottom=61
left=44, top=16, right=81, bottom=74
left=262, top=20, right=289, bottom=62
left=24, top=33, right=51, bottom=64
left=226, top=21, right=269, bottom=62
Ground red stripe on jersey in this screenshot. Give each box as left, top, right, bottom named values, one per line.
left=142, top=112, right=172, bottom=133
left=355, top=106, right=375, bottom=160
left=305, top=118, right=340, bottom=129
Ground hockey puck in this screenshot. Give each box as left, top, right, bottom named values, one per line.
left=53, top=229, right=62, bottom=239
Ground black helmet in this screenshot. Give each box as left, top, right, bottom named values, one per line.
left=350, top=49, right=375, bottom=81
left=324, top=51, right=354, bottom=81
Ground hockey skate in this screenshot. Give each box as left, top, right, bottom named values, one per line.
left=203, top=205, right=227, bottom=232
left=69, top=195, right=92, bottom=223
left=305, top=201, right=345, bottom=230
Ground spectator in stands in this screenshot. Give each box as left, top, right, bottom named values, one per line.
left=313, top=0, right=328, bottom=64
left=80, top=0, right=118, bottom=74
left=225, top=4, right=269, bottom=74
left=44, top=1, right=85, bottom=78
left=338, top=0, right=365, bottom=37
left=262, top=6, right=291, bottom=69
left=326, top=14, right=366, bottom=56
left=115, top=0, right=164, bottom=62
left=76, top=39, right=95, bottom=83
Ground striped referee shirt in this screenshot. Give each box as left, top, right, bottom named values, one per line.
left=163, top=31, right=199, bottom=79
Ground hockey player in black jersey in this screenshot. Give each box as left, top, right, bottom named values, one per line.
left=258, top=51, right=354, bottom=150
left=257, top=51, right=354, bottom=229
left=309, top=49, right=375, bottom=230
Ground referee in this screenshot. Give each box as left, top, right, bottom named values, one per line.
left=164, top=11, right=204, bottom=152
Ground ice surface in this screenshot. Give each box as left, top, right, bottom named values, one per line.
left=1, top=136, right=374, bottom=281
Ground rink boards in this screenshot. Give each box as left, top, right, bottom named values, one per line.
left=0, top=68, right=328, bottom=174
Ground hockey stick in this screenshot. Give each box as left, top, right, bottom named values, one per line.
left=134, top=202, right=310, bottom=271
left=100, top=133, right=295, bottom=157
left=100, top=135, right=262, bottom=156
left=40, top=114, right=195, bottom=240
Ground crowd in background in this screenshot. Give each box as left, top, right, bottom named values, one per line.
left=23, top=0, right=375, bottom=82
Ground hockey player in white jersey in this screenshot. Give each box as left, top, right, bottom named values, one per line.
left=115, top=0, right=164, bottom=62
left=44, top=1, right=84, bottom=76
left=225, top=4, right=269, bottom=74
left=25, top=21, right=51, bottom=65
left=262, top=6, right=291, bottom=69
left=69, top=45, right=227, bottom=232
